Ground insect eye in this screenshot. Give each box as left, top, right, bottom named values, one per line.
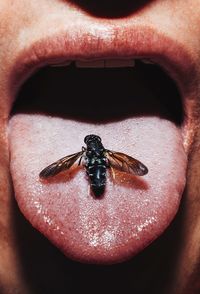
left=96, top=136, right=101, bottom=142
left=84, top=135, right=90, bottom=144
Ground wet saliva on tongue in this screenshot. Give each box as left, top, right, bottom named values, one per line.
left=8, top=59, right=186, bottom=264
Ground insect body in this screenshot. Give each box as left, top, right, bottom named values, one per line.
left=84, top=135, right=107, bottom=196
left=39, top=134, right=148, bottom=197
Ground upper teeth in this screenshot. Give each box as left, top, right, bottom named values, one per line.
left=49, top=58, right=154, bottom=68
left=49, top=61, right=72, bottom=67
left=140, top=59, right=155, bottom=64
left=75, top=59, right=135, bottom=68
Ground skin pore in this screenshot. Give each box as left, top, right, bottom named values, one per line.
left=0, top=0, right=200, bottom=293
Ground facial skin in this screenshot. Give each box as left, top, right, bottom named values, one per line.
left=0, top=0, right=200, bottom=293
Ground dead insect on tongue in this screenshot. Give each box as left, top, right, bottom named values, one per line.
left=39, top=134, right=148, bottom=197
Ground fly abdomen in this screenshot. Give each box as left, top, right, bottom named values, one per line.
left=84, top=134, right=107, bottom=197
left=86, top=161, right=107, bottom=197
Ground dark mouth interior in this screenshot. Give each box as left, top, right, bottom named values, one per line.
left=12, top=60, right=183, bottom=125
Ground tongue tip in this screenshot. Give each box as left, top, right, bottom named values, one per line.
left=34, top=223, right=153, bottom=265
left=56, top=206, right=180, bottom=265
left=13, top=172, right=184, bottom=265
left=19, top=194, right=180, bottom=265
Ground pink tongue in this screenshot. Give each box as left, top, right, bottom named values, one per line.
left=9, top=114, right=186, bottom=264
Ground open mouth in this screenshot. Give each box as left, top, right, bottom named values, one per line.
left=11, top=59, right=183, bottom=123
left=5, top=22, right=197, bottom=265
left=8, top=53, right=188, bottom=264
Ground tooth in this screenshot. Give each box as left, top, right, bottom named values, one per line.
left=49, top=61, right=72, bottom=67
left=75, top=59, right=136, bottom=68
left=105, top=59, right=135, bottom=68
left=141, top=59, right=155, bottom=65
left=75, top=60, right=105, bottom=68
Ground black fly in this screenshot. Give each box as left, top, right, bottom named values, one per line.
left=39, top=134, right=148, bottom=197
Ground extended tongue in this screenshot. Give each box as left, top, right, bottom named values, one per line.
left=9, top=114, right=186, bottom=264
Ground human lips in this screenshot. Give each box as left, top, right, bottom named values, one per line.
left=10, top=24, right=197, bottom=99
left=7, top=23, right=197, bottom=264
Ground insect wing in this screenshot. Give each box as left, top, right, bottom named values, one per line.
left=39, top=151, right=84, bottom=178
left=106, top=150, right=148, bottom=176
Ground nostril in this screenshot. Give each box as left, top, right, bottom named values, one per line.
left=66, top=0, right=153, bottom=18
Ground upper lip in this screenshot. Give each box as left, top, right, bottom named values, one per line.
left=9, top=23, right=198, bottom=105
